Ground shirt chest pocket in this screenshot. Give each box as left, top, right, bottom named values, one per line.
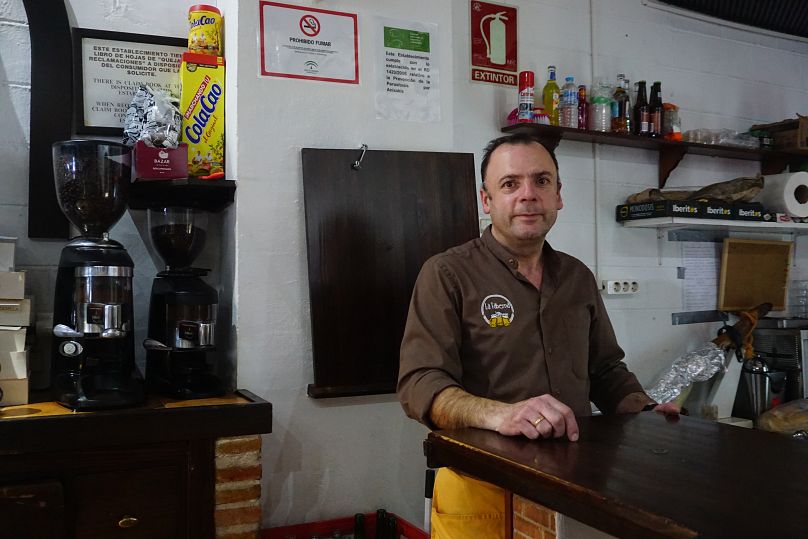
left=559, top=305, right=592, bottom=379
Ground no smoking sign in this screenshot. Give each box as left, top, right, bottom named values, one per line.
left=300, top=14, right=320, bottom=36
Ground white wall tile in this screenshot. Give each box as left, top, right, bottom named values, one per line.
left=0, top=0, right=27, bottom=23
left=0, top=22, right=31, bottom=84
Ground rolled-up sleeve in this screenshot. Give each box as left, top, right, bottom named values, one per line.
left=397, top=256, right=464, bottom=429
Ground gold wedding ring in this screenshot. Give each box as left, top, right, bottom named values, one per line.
left=531, top=416, right=545, bottom=427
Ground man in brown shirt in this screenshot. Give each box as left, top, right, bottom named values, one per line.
left=397, top=133, right=677, bottom=538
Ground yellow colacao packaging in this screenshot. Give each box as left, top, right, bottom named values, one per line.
left=188, top=4, right=223, bottom=56
left=180, top=52, right=225, bottom=178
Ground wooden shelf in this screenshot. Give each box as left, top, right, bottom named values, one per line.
left=128, top=178, right=235, bottom=212
left=621, top=217, right=808, bottom=234
left=502, top=123, right=808, bottom=188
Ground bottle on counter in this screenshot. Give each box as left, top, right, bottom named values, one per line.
left=611, top=74, right=631, bottom=133
left=633, top=80, right=650, bottom=136
left=517, top=71, right=535, bottom=123
left=577, top=85, right=588, bottom=130
left=542, top=65, right=560, bottom=126
left=649, top=81, right=663, bottom=138
left=559, top=76, right=578, bottom=128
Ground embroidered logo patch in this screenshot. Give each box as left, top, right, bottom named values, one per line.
left=481, top=294, right=514, bottom=328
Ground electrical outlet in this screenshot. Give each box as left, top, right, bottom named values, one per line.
left=601, top=279, right=639, bottom=295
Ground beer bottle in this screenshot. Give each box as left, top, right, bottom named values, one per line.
left=375, top=509, right=387, bottom=539
left=649, top=81, right=663, bottom=138
left=611, top=74, right=630, bottom=133
left=633, top=80, right=650, bottom=136
left=354, top=513, right=366, bottom=539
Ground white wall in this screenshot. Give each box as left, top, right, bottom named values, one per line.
left=3, top=0, right=808, bottom=531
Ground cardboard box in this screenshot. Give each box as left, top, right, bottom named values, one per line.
left=750, top=117, right=808, bottom=151
left=0, top=298, right=31, bottom=327
left=732, top=203, right=765, bottom=221
left=701, top=201, right=733, bottom=220
left=0, top=377, right=28, bottom=405
left=180, top=52, right=225, bottom=178
left=0, top=326, right=26, bottom=352
left=0, top=349, right=27, bottom=380
left=134, top=141, right=189, bottom=180
left=615, top=201, right=701, bottom=221
left=0, top=237, right=15, bottom=272
left=0, top=271, right=25, bottom=299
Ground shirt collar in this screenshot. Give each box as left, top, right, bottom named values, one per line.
left=480, top=225, right=560, bottom=289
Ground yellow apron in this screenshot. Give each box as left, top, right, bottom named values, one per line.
left=431, top=468, right=506, bottom=539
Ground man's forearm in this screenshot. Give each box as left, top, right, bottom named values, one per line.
left=429, top=386, right=508, bottom=430
left=614, top=391, right=656, bottom=413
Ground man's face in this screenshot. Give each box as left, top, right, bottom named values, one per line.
left=480, top=142, right=563, bottom=247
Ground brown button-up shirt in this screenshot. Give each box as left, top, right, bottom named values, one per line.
left=397, top=227, right=644, bottom=429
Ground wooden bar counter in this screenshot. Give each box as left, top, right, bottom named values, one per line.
left=425, top=412, right=808, bottom=539
left=0, top=390, right=272, bottom=539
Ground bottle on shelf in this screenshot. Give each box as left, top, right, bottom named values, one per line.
left=633, top=80, right=650, bottom=136
left=559, top=76, right=578, bottom=128
left=353, top=513, right=366, bottom=539
left=517, top=70, right=535, bottom=123
left=611, top=74, right=631, bottom=133
left=588, top=78, right=612, bottom=132
left=577, top=85, right=588, bottom=130
left=649, top=81, right=663, bottom=138
left=375, top=509, right=387, bottom=539
left=542, top=65, right=560, bottom=126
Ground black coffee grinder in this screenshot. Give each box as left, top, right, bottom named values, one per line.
left=144, top=207, right=223, bottom=398
left=51, top=140, right=144, bottom=410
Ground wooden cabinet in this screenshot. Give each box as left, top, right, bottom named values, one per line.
left=0, top=391, right=272, bottom=539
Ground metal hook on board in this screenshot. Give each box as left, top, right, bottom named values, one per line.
left=351, top=144, right=368, bottom=170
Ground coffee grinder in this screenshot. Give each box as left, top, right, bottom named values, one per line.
left=51, top=140, right=144, bottom=410
left=144, top=207, right=223, bottom=398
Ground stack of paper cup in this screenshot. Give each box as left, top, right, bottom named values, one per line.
left=757, top=172, right=808, bottom=218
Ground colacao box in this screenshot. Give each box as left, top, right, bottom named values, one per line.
left=0, top=298, right=31, bottom=327
left=615, top=201, right=701, bottom=221
left=180, top=52, right=225, bottom=179
left=134, top=141, right=189, bottom=180
left=0, top=271, right=25, bottom=300
left=0, top=349, right=27, bottom=380
left=0, top=326, right=26, bottom=352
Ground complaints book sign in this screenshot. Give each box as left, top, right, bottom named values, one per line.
left=73, top=29, right=185, bottom=135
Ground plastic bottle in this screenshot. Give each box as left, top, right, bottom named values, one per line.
left=542, top=66, right=560, bottom=126
left=577, top=85, right=588, bottom=130
left=588, top=78, right=612, bottom=132
left=517, top=71, right=535, bottom=123
left=611, top=74, right=631, bottom=133
left=633, top=80, right=650, bottom=136
left=558, top=76, right=578, bottom=128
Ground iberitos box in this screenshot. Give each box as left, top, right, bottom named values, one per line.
left=615, top=201, right=701, bottom=221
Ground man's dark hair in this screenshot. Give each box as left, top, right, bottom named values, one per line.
left=480, top=133, right=561, bottom=189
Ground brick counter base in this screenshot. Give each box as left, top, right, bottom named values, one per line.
left=513, top=495, right=557, bottom=539
left=215, top=435, right=263, bottom=539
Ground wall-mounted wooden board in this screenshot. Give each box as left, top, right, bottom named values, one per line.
left=302, top=149, right=479, bottom=398
left=718, top=238, right=792, bottom=311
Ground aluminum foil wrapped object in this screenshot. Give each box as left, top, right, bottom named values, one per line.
left=122, top=85, right=181, bottom=148
left=646, top=342, right=728, bottom=404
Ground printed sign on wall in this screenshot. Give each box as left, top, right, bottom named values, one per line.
left=375, top=18, right=440, bottom=122
left=259, top=1, right=359, bottom=83
left=470, top=1, right=517, bottom=86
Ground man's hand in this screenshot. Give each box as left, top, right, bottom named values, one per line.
left=494, top=394, right=580, bottom=441
left=429, top=387, right=579, bottom=441
left=650, top=401, right=681, bottom=416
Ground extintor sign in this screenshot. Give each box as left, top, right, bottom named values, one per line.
left=470, top=1, right=517, bottom=86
